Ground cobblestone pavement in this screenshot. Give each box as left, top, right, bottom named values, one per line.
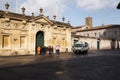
left=0, top=49, right=120, bottom=80
left=88, top=49, right=120, bottom=56
left=0, top=49, right=120, bottom=68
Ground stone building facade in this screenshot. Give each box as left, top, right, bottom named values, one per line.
left=0, top=3, right=72, bottom=56
left=72, top=17, right=120, bottom=50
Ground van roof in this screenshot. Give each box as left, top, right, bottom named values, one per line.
left=76, top=41, right=85, bottom=44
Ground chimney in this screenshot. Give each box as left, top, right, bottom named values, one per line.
left=53, top=15, right=56, bottom=21
left=21, top=6, right=25, bottom=16
left=85, top=17, right=92, bottom=29
left=62, top=17, right=65, bottom=22
left=5, top=2, right=9, bottom=13
left=68, top=21, right=70, bottom=24
left=32, top=13, right=34, bottom=18
left=47, top=16, right=49, bottom=19
left=39, top=8, right=43, bottom=15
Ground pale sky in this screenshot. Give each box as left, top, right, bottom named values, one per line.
left=0, top=0, right=120, bottom=27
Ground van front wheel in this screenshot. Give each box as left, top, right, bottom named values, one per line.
left=84, top=50, right=88, bottom=54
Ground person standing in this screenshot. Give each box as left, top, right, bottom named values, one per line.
left=65, top=48, right=68, bottom=53
left=37, top=46, right=41, bottom=55
left=55, top=45, right=60, bottom=56
left=48, top=46, right=52, bottom=56
left=51, top=46, right=53, bottom=54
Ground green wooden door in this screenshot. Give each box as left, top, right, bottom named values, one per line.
left=36, top=31, right=44, bottom=47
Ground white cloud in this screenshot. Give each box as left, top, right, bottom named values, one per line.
left=19, top=0, right=70, bottom=17
left=0, top=0, right=73, bottom=20
left=0, top=0, right=15, bottom=11
left=76, top=0, right=119, bottom=11
left=0, top=0, right=119, bottom=17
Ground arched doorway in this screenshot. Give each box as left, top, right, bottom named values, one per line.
left=36, top=31, right=44, bottom=54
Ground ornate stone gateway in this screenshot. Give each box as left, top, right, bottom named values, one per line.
left=0, top=2, right=72, bottom=56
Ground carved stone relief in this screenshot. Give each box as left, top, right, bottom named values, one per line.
left=20, top=30, right=28, bottom=35
left=1, top=29, right=12, bottom=34
left=35, top=24, right=45, bottom=31
left=1, top=22, right=28, bottom=30
left=21, top=25, right=28, bottom=30
left=1, top=22, right=10, bottom=29
left=10, top=23, right=17, bottom=29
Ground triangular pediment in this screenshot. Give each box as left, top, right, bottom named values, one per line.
left=36, top=18, right=47, bottom=23
left=33, top=15, right=53, bottom=25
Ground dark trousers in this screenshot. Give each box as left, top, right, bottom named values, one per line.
left=56, top=50, right=60, bottom=55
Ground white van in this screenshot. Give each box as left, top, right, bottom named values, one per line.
left=72, top=41, right=89, bottom=54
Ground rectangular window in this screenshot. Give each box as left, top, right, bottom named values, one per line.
left=2, top=35, right=10, bottom=48
left=95, top=33, right=97, bottom=36
left=104, top=32, right=106, bottom=36
left=87, top=33, right=89, bottom=37
left=20, top=36, right=27, bottom=48
left=114, top=31, right=117, bottom=35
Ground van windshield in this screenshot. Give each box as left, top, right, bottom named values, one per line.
left=74, top=44, right=84, bottom=47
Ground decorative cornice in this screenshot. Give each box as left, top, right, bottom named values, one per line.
left=0, top=10, right=71, bottom=28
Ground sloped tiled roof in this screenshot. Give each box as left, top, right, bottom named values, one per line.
left=71, top=25, right=83, bottom=29
left=76, top=24, right=120, bottom=32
